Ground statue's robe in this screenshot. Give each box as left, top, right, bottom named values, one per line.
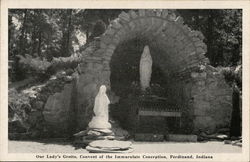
left=140, top=45, right=152, bottom=91
left=88, top=85, right=111, bottom=129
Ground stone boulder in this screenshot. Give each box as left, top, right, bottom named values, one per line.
left=43, top=83, right=75, bottom=135
left=86, top=140, right=133, bottom=153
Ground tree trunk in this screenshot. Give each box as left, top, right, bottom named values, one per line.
left=86, top=27, right=90, bottom=43
left=30, top=25, right=37, bottom=57
left=65, top=9, right=73, bottom=57
left=206, top=10, right=214, bottom=65
left=230, top=84, right=241, bottom=137
left=38, top=30, right=42, bottom=57
left=19, top=9, right=28, bottom=56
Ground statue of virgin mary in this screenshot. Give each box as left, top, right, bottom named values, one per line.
left=88, top=85, right=111, bottom=129
left=140, top=45, right=152, bottom=91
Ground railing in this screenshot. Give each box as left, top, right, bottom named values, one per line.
left=135, top=96, right=182, bottom=133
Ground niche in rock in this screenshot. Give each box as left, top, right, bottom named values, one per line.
left=110, top=38, right=168, bottom=98
left=109, top=38, right=182, bottom=133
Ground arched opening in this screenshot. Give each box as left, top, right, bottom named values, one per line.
left=109, top=37, right=191, bottom=134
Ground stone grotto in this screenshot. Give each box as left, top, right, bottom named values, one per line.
left=32, top=9, right=232, bottom=139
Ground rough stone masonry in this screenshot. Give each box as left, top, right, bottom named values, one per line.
left=42, top=9, right=232, bottom=136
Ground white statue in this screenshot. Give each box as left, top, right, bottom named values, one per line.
left=140, top=45, right=152, bottom=91
left=88, top=85, right=111, bottom=129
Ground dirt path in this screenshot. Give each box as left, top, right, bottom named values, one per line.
left=8, top=140, right=241, bottom=153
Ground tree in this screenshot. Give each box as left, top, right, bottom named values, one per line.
left=177, top=9, right=242, bottom=67
left=74, top=9, right=128, bottom=43
left=60, top=9, right=74, bottom=57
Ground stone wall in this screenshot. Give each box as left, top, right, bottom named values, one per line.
left=8, top=69, right=78, bottom=139
left=189, top=65, right=233, bottom=134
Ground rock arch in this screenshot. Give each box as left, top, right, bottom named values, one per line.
left=78, top=10, right=207, bottom=91
left=101, top=10, right=207, bottom=75
left=74, top=10, right=232, bottom=134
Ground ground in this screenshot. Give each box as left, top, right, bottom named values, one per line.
left=8, top=140, right=241, bottom=153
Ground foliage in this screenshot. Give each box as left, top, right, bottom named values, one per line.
left=15, top=54, right=81, bottom=82
left=9, top=9, right=127, bottom=82
left=17, top=54, right=51, bottom=74
left=8, top=89, right=31, bottom=132
left=177, top=9, right=242, bottom=67
left=221, top=65, right=242, bottom=91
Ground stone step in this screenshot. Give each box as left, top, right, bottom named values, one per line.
left=134, top=133, right=164, bottom=142
left=89, top=140, right=132, bottom=150
left=86, top=146, right=134, bottom=153
left=166, top=134, right=197, bottom=142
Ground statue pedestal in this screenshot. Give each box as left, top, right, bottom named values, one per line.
left=73, top=127, right=115, bottom=146
left=88, top=116, right=111, bottom=129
